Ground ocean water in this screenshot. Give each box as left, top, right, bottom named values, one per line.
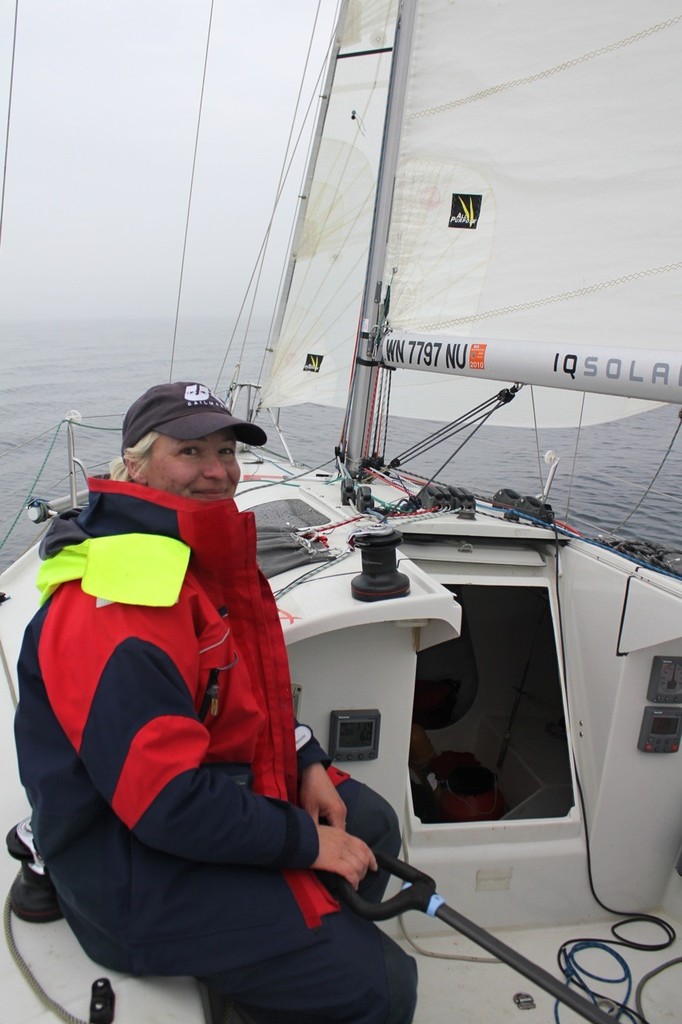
left=1, top=316, right=681, bottom=573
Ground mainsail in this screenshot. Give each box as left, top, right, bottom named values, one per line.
left=263, top=0, right=682, bottom=429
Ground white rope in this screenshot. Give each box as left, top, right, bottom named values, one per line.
left=410, top=15, right=682, bottom=119
left=419, top=262, right=682, bottom=332
left=3, top=892, right=88, bottom=1024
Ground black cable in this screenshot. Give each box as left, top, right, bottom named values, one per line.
left=390, top=391, right=511, bottom=466
left=550, top=524, right=676, bottom=1024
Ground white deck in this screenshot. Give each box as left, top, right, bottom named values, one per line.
left=2, top=453, right=681, bottom=1023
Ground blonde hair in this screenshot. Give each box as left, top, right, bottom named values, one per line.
left=109, top=430, right=160, bottom=482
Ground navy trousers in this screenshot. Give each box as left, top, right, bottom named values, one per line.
left=199, top=780, right=418, bottom=1024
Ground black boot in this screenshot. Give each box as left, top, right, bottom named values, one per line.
left=6, top=817, right=63, bottom=923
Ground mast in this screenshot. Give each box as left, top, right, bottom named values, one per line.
left=343, top=0, right=417, bottom=476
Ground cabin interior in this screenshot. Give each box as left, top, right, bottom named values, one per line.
left=408, top=583, right=573, bottom=827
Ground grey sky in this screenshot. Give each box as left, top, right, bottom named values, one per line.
left=0, top=1, right=336, bottom=320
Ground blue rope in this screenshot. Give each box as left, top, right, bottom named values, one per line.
left=556, top=940, right=640, bottom=1024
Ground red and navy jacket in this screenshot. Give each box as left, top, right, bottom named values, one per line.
left=14, top=478, right=339, bottom=975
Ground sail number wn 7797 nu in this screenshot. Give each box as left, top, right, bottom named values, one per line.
left=381, top=332, right=682, bottom=403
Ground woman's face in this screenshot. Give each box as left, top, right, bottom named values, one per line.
left=129, top=427, right=241, bottom=500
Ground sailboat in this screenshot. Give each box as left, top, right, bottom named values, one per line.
left=1, top=1, right=682, bottom=1022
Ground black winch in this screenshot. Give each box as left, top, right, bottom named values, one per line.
left=350, top=526, right=410, bottom=602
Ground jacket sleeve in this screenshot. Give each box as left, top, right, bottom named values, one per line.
left=60, top=633, right=320, bottom=869
left=295, top=719, right=331, bottom=774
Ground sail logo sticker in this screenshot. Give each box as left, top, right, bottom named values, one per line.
left=469, top=344, right=487, bottom=370
left=303, top=354, right=323, bottom=373
left=449, top=194, right=482, bottom=229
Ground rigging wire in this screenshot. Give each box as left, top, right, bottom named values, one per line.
left=168, top=0, right=216, bottom=382
left=164, top=0, right=335, bottom=397
left=564, top=392, right=587, bottom=524
left=414, top=408, right=503, bottom=488
left=387, top=392, right=512, bottom=466
left=384, top=387, right=522, bottom=497
left=213, top=1, right=332, bottom=396
left=529, top=385, right=585, bottom=513
left=257, top=10, right=339, bottom=401
left=0, top=0, right=19, bottom=253
left=605, top=412, right=682, bottom=537
left=0, top=422, right=65, bottom=556
left=530, top=385, right=588, bottom=521
left=239, top=0, right=328, bottom=379
left=218, top=2, right=328, bottom=388
left=531, top=386, right=544, bottom=486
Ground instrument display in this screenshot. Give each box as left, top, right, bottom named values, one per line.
left=637, top=706, right=682, bottom=753
left=647, top=657, right=682, bottom=703
left=329, top=709, right=381, bottom=762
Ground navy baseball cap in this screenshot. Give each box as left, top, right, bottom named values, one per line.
left=122, top=382, right=267, bottom=451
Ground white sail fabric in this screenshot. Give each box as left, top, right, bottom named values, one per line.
left=261, top=0, right=399, bottom=410
left=264, top=0, right=682, bottom=428
left=383, top=0, right=682, bottom=426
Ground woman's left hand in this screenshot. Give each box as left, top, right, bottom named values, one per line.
left=299, top=762, right=346, bottom=829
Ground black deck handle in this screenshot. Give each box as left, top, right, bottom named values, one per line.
left=340, top=850, right=621, bottom=1024
left=336, top=850, right=437, bottom=920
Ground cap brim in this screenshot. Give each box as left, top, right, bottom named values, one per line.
left=157, top=411, right=267, bottom=447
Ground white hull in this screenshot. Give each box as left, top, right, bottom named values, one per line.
left=2, top=449, right=681, bottom=1023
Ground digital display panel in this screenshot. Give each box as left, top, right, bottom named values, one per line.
left=339, top=719, right=375, bottom=747
left=638, top=705, right=682, bottom=751
left=329, top=710, right=381, bottom=761
left=647, top=657, right=682, bottom=703
left=650, top=715, right=677, bottom=735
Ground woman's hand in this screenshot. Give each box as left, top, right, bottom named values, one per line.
left=311, top=825, right=378, bottom=889
left=299, top=762, right=346, bottom=829
left=300, top=762, right=377, bottom=887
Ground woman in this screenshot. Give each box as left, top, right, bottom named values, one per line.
left=14, top=381, right=417, bottom=1024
